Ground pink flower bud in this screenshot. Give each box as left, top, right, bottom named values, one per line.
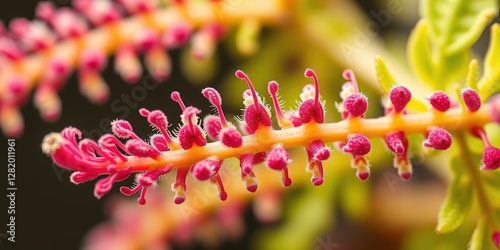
left=120, top=166, right=171, bottom=205
left=384, top=131, right=407, bottom=155
left=150, top=134, right=169, bottom=151
left=389, top=86, right=412, bottom=112
left=111, top=119, right=135, bottom=138
left=0, top=37, right=25, bottom=60
left=136, top=29, right=159, bottom=51
left=203, top=115, right=222, bottom=141
left=267, top=147, right=290, bottom=171
left=70, top=171, right=99, bottom=184
left=191, top=157, right=221, bottom=181
left=423, top=128, right=452, bottom=150
left=220, top=127, right=243, bottom=148
left=162, top=22, right=192, bottom=48
left=342, top=134, right=371, bottom=156
left=344, top=93, right=368, bottom=117
left=481, top=146, right=500, bottom=170
left=309, top=140, right=331, bottom=161
left=125, top=139, right=161, bottom=159
left=492, top=231, right=500, bottom=248
left=428, top=91, right=451, bottom=112
left=172, top=168, right=188, bottom=204
left=358, top=172, right=369, bottom=181
left=489, top=94, right=500, bottom=124
left=462, top=88, right=481, bottom=112
left=35, top=2, right=55, bottom=21
left=80, top=49, right=106, bottom=71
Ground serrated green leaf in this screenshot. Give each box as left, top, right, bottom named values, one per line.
left=436, top=156, right=473, bottom=234
left=479, top=24, right=500, bottom=100
left=466, top=59, right=479, bottom=90
left=375, top=56, right=396, bottom=95
left=420, top=0, right=498, bottom=54
left=408, top=20, right=435, bottom=88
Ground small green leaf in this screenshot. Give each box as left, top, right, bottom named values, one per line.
left=420, top=0, right=498, bottom=54
left=375, top=56, right=396, bottom=95
left=407, top=20, right=435, bottom=88
left=436, top=156, right=473, bottom=234
left=468, top=218, right=491, bottom=250
left=466, top=59, right=479, bottom=90
left=479, top=24, right=500, bottom=100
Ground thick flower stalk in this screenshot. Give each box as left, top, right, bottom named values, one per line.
left=0, top=0, right=287, bottom=137
left=43, top=68, right=500, bottom=205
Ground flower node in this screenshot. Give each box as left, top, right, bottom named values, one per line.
left=428, top=91, right=451, bottom=112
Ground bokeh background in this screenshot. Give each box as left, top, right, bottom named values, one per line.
left=1, top=0, right=499, bottom=249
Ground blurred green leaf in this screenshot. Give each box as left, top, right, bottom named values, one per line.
left=468, top=218, right=498, bottom=250
left=375, top=56, right=396, bottom=95
left=436, top=156, right=473, bottom=234
left=440, top=49, right=470, bottom=86
left=339, top=172, right=369, bottom=222
left=254, top=182, right=337, bottom=250
left=403, top=225, right=472, bottom=250
left=479, top=24, right=500, bottom=100
left=420, top=0, right=498, bottom=54
left=408, top=20, right=435, bottom=88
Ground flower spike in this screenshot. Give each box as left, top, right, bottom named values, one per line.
left=267, top=145, right=292, bottom=187
left=43, top=68, right=500, bottom=210
left=423, top=128, right=452, bottom=150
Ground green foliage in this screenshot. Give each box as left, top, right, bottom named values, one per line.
left=436, top=156, right=473, bottom=234
left=409, top=0, right=498, bottom=90
left=407, top=19, right=470, bottom=90
left=407, top=20, right=435, bottom=88
left=420, top=0, right=498, bottom=54
left=478, top=24, right=500, bottom=100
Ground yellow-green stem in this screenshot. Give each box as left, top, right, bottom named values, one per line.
left=455, top=131, right=498, bottom=231
left=84, top=104, right=494, bottom=174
